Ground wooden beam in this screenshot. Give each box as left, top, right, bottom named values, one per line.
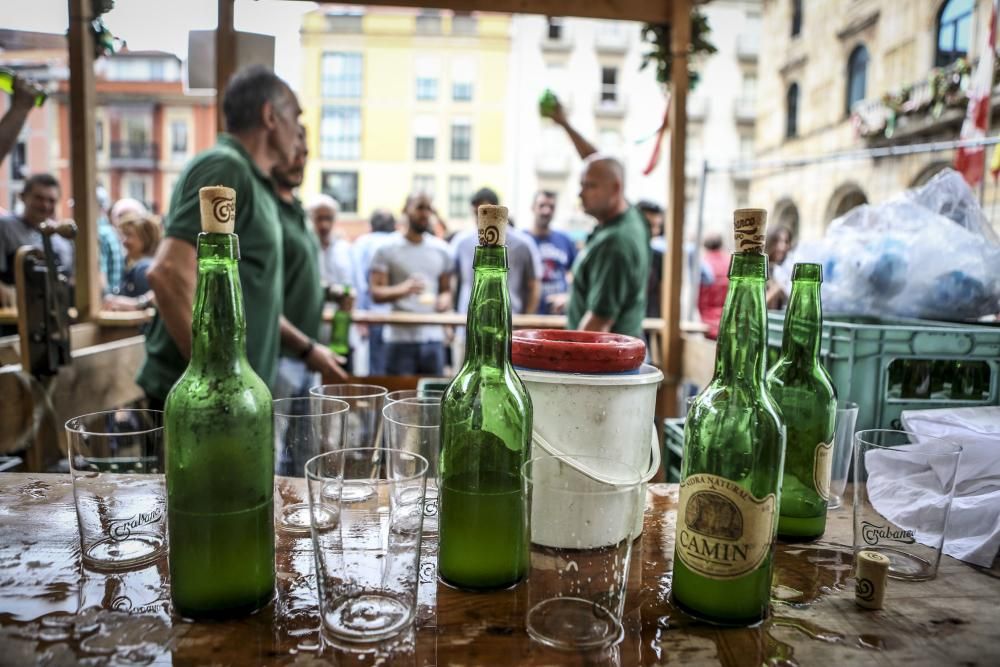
left=299, top=0, right=675, bottom=24
left=66, top=0, right=100, bottom=322
left=660, top=0, right=691, bottom=418
left=216, top=0, right=237, bottom=132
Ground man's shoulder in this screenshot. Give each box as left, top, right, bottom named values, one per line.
left=423, top=234, right=452, bottom=254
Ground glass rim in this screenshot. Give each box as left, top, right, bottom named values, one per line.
left=304, top=447, right=429, bottom=483
left=273, top=396, right=350, bottom=418
left=308, top=383, right=389, bottom=400
left=382, top=399, right=440, bottom=429
left=854, top=429, right=962, bottom=456
left=385, top=389, right=444, bottom=403
left=837, top=400, right=859, bottom=411
left=65, top=409, right=164, bottom=436
left=522, top=454, right=643, bottom=493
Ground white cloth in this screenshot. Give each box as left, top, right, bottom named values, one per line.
left=882, top=406, right=1000, bottom=567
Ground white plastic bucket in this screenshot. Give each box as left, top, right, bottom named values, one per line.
left=519, top=364, right=663, bottom=548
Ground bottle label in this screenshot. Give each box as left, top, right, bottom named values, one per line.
left=813, top=440, right=834, bottom=500
left=676, top=473, right=776, bottom=580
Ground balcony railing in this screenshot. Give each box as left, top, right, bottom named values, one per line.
left=110, top=141, right=158, bottom=165
left=736, top=34, right=759, bottom=62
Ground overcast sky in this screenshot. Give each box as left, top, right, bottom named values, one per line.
left=0, top=0, right=315, bottom=87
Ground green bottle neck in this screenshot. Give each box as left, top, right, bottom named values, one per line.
left=463, top=245, right=512, bottom=369
left=189, top=232, right=250, bottom=372
left=713, top=252, right=769, bottom=387
left=779, top=276, right=823, bottom=364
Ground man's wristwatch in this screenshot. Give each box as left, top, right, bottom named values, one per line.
left=299, top=338, right=316, bottom=360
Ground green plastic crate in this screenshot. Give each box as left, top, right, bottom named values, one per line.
left=766, top=313, right=1000, bottom=432
left=663, top=418, right=685, bottom=483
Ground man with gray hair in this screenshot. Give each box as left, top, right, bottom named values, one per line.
left=138, top=65, right=305, bottom=408
left=307, top=194, right=354, bottom=291
left=545, top=99, right=650, bottom=339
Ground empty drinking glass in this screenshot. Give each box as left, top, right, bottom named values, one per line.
left=66, top=409, right=166, bottom=571
left=306, top=448, right=428, bottom=644
left=273, top=396, right=349, bottom=533
left=523, top=454, right=643, bottom=650
left=852, top=429, right=962, bottom=581
left=828, top=401, right=859, bottom=509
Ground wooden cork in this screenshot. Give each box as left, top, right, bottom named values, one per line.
left=855, top=550, right=890, bottom=610
left=199, top=186, right=236, bottom=234
left=733, top=208, right=766, bottom=254
left=477, top=204, right=507, bottom=247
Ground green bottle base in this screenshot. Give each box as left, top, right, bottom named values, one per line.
left=670, top=557, right=771, bottom=627
left=776, top=513, right=827, bottom=541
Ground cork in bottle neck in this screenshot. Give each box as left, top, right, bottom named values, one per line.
left=733, top=208, right=766, bottom=254
left=199, top=186, right=236, bottom=234
left=477, top=204, right=508, bottom=247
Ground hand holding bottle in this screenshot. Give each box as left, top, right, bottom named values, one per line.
left=305, top=343, right=349, bottom=383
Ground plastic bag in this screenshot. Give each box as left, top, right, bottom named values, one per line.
left=784, top=168, right=1000, bottom=321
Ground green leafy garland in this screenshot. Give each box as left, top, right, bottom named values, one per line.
left=640, top=9, right=717, bottom=91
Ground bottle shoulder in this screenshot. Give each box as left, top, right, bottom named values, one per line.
left=166, top=364, right=272, bottom=414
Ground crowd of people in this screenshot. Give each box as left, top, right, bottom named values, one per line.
left=0, top=64, right=799, bottom=401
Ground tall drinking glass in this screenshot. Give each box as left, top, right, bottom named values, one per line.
left=309, top=384, right=388, bottom=502
left=385, top=389, right=444, bottom=405
left=65, top=409, right=166, bottom=571
left=852, top=429, right=962, bottom=581
left=273, top=396, right=349, bottom=532
left=524, top=455, right=643, bottom=650
left=306, top=448, right=428, bottom=644
left=827, top=401, right=859, bottom=509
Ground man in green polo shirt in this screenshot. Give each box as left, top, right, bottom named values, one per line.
left=565, top=156, right=650, bottom=339
left=271, top=125, right=348, bottom=398
left=138, top=66, right=303, bottom=407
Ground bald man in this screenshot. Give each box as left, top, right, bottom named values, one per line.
left=545, top=98, right=650, bottom=338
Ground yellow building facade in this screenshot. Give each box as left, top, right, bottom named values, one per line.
left=299, top=9, right=511, bottom=234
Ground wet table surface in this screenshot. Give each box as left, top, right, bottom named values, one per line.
left=1, top=474, right=998, bottom=666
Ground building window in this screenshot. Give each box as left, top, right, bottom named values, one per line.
left=785, top=83, right=799, bottom=139
left=791, top=0, right=802, bottom=37
left=170, top=120, right=188, bottom=158
left=415, top=137, right=435, bottom=160
left=601, top=67, right=618, bottom=103
left=320, top=106, right=361, bottom=160
left=448, top=176, right=471, bottom=218
left=935, top=0, right=973, bottom=68
left=415, top=57, right=439, bottom=102
left=739, top=134, right=754, bottom=161
left=321, top=52, right=362, bottom=98
left=452, top=59, right=475, bottom=102
left=413, top=116, right=437, bottom=161
left=95, top=121, right=104, bottom=152
left=845, top=45, right=869, bottom=115
left=412, top=174, right=435, bottom=198
left=547, top=17, right=564, bottom=40
left=452, top=12, right=477, bottom=36
left=416, top=9, right=442, bottom=35
left=10, top=141, right=27, bottom=181
left=124, top=175, right=148, bottom=205
left=450, top=122, right=471, bottom=161
left=321, top=170, right=358, bottom=213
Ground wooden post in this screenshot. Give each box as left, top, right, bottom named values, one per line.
left=660, top=0, right=691, bottom=418
left=67, top=0, right=100, bottom=322
left=216, top=0, right=236, bottom=132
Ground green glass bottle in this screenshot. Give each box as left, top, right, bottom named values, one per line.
left=330, top=285, right=352, bottom=357
left=164, top=186, right=274, bottom=618
left=672, top=208, right=786, bottom=626
left=0, top=68, right=47, bottom=107
left=439, top=205, right=532, bottom=590
left=766, top=263, right=836, bottom=541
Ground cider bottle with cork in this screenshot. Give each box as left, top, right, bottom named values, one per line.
left=439, top=205, right=532, bottom=590
left=164, top=186, right=275, bottom=618
left=671, top=208, right=786, bottom=625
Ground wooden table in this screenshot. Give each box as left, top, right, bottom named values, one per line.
left=1, top=474, right=996, bottom=665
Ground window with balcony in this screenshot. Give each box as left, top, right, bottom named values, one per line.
left=95, top=121, right=104, bottom=152
left=170, top=120, right=188, bottom=159
left=10, top=141, right=26, bottom=181
left=451, top=122, right=471, bottom=161
left=786, top=83, right=799, bottom=139
left=449, top=176, right=471, bottom=218
left=415, top=137, right=435, bottom=160
left=739, top=134, right=754, bottom=161
left=321, top=106, right=361, bottom=160
left=416, top=10, right=442, bottom=35
left=415, top=57, right=440, bottom=101
left=321, top=52, right=362, bottom=98
left=452, top=12, right=477, bottom=36
left=321, top=170, right=358, bottom=213
left=451, top=59, right=475, bottom=102
left=846, top=45, right=869, bottom=115
left=935, top=0, right=973, bottom=68
left=414, top=116, right=437, bottom=161
left=601, top=67, right=618, bottom=103
left=791, top=0, right=802, bottom=38
left=412, top=174, right=435, bottom=198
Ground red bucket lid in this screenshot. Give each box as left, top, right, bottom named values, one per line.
left=512, top=329, right=646, bottom=374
